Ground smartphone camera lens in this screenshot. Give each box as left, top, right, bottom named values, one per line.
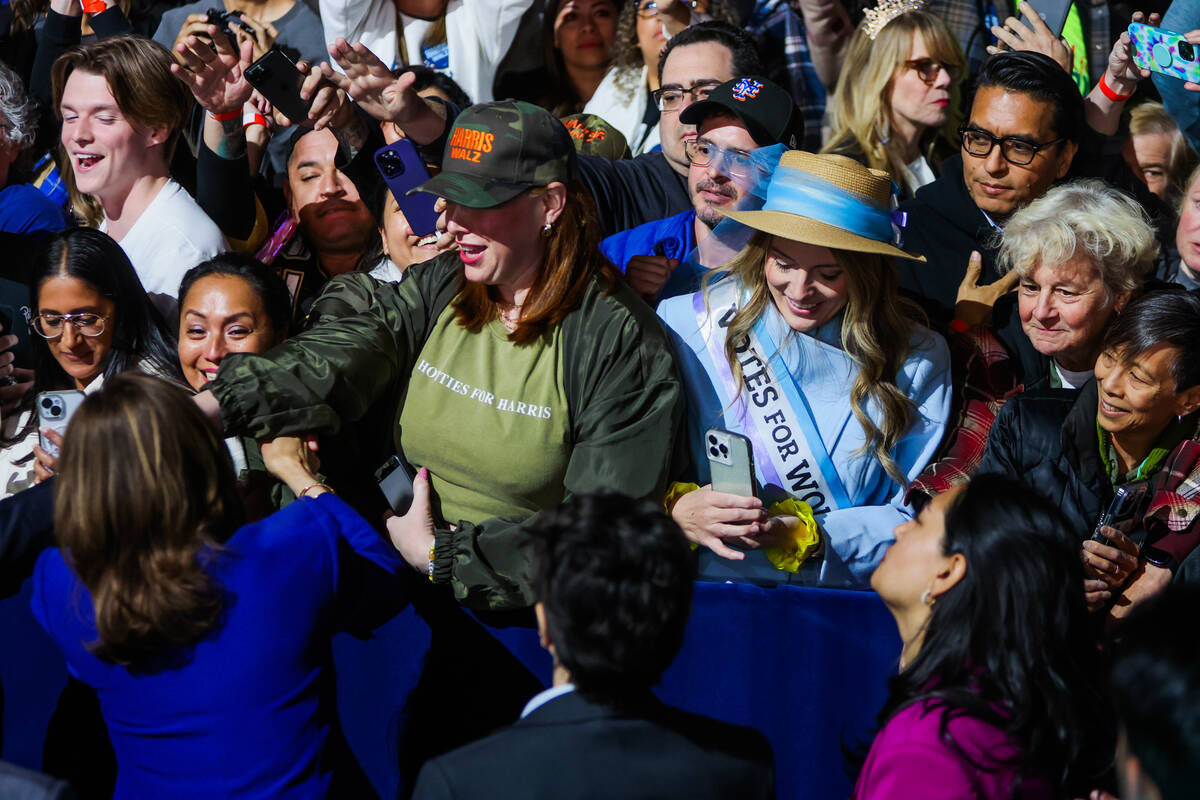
left=707, top=434, right=717, bottom=445
left=708, top=446, right=720, bottom=458
left=1182, top=41, right=1196, bottom=61
left=719, top=443, right=728, bottom=456
left=378, top=152, right=405, bottom=177
left=40, top=397, right=52, bottom=410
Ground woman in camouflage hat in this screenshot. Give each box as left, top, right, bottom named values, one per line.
left=196, top=100, right=684, bottom=612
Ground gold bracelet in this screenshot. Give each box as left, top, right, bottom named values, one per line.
left=298, top=481, right=334, bottom=498
left=427, top=541, right=436, bottom=582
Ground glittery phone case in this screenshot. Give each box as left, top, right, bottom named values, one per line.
left=1129, top=23, right=1200, bottom=83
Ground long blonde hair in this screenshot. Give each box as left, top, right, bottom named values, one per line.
left=822, top=10, right=963, bottom=181
left=712, top=232, right=923, bottom=485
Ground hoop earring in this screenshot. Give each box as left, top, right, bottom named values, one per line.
left=920, top=588, right=934, bottom=606
left=541, top=223, right=553, bottom=238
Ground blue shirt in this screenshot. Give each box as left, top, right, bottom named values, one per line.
left=0, top=184, right=69, bottom=237
left=600, top=209, right=706, bottom=304
left=32, top=493, right=402, bottom=799
left=658, top=280, right=953, bottom=583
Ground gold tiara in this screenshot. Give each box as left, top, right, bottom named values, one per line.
left=862, top=0, right=926, bottom=40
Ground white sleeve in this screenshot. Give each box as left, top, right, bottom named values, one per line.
left=320, top=0, right=399, bottom=71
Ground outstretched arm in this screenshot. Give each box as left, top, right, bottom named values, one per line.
left=324, top=38, right=449, bottom=145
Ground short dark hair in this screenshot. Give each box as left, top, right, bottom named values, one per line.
left=531, top=492, right=695, bottom=704
left=657, top=20, right=764, bottom=86
left=1110, top=585, right=1200, bottom=800
left=178, top=253, right=294, bottom=340
left=974, top=51, right=1084, bottom=144
left=392, top=64, right=472, bottom=108
left=1101, top=288, right=1200, bottom=392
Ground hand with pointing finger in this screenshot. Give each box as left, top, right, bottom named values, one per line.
left=955, top=251, right=1019, bottom=328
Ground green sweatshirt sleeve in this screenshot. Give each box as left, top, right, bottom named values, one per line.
left=210, top=255, right=459, bottom=439
left=433, top=278, right=686, bottom=610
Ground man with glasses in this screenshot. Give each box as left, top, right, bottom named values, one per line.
left=600, top=75, right=801, bottom=305
left=897, top=51, right=1082, bottom=327
left=576, top=20, right=764, bottom=236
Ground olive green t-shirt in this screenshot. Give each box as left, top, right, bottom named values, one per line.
left=399, top=304, right=571, bottom=524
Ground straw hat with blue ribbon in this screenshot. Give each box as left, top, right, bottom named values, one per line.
left=723, top=150, right=925, bottom=262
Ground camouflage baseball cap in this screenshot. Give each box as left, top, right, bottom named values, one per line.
left=560, top=113, right=631, bottom=160
left=409, top=100, right=577, bottom=208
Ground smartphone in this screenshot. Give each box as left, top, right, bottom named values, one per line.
left=1023, top=0, right=1071, bottom=38
left=244, top=48, right=312, bottom=125
left=374, top=140, right=440, bottom=237
left=705, top=428, right=755, bottom=498
left=36, top=390, right=86, bottom=459
left=375, top=454, right=417, bottom=515
left=1129, top=23, right=1200, bottom=83
left=1091, top=479, right=1150, bottom=547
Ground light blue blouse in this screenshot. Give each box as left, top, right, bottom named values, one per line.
left=658, top=280, right=952, bottom=585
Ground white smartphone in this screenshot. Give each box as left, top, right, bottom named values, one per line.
left=705, top=427, right=755, bottom=498
left=37, top=390, right=85, bottom=459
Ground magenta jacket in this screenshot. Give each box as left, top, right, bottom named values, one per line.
left=853, top=699, right=1053, bottom=800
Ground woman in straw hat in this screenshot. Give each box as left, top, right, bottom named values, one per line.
left=658, top=150, right=952, bottom=586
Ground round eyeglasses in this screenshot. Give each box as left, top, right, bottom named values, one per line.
left=32, top=312, right=109, bottom=339
left=903, top=58, right=962, bottom=85
left=958, top=126, right=1064, bottom=167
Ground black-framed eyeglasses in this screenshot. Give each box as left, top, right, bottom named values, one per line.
left=32, top=312, right=109, bottom=339
left=637, top=0, right=701, bottom=17
left=652, top=81, right=721, bottom=113
left=958, top=126, right=1065, bottom=166
left=904, top=58, right=961, bottom=85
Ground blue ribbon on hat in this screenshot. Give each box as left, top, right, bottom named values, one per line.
left=758, top=165, right=906, bottom=246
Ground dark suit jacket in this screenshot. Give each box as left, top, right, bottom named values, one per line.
left=411, top=690, right=776, bottom=799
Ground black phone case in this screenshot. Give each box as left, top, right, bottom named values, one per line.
left=244, top=49, right=312, bottom=125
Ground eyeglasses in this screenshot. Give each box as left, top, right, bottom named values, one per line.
left=637, top=0, right=701, bottom=17
left=958, top=126, right=1064, bottom=167
left=32, top=312, right=109, bottom=339
left=653, top=81, right=721, bottom=112
left=684, top=138, right=759, bottom=181
left=904, top=58, right=961, bottom=85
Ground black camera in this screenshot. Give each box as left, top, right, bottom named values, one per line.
left=204, top=8, right=255, bottom=48
left=1181, top=40, right=1196, bottom=61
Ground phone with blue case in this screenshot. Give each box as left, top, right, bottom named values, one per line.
left=1129, top=23, right=1200, bottom=83
left=374, top=140, right=440, bottom=237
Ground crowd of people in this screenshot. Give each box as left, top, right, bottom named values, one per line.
left=0, top=0, right=1199, bottom=796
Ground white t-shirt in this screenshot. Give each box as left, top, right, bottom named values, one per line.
left=400, top=0, right=532, bottom=104
left=1052, top=361, right=1093, bottom=390
left=102, top=179, right=227, bottom=316
left=583, top=66, right=661, bottom=156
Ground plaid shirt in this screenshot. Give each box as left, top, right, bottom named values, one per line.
left=745, top=0, right=825, bottom=153
left=1145, top=434, right=1200, bottom=565
left=906, top=324, right=1022, bottom=504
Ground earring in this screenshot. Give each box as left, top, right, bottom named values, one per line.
left=920, top=588, right=934, bottom=606
left=540, top=223, right=553, bottom=238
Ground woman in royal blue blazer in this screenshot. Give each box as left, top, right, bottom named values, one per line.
left=31, top=373, right=401, bottom=799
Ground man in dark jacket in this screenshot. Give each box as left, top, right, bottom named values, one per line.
left=410, top=492, right=776, bottom=799
left=897, top=51, right=1082, bottom=329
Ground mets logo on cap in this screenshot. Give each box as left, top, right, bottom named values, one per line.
left=731, top=78, right=763, bottom=102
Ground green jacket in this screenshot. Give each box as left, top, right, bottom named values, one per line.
left=210, top=252, right=685, bottom=610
